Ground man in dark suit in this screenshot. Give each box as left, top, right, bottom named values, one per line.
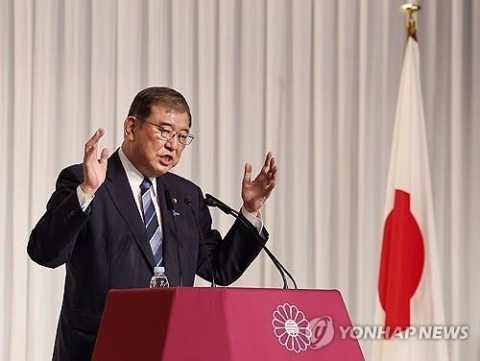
left=28, top=87, right=277, bottom=360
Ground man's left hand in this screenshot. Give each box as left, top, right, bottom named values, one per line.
left=241, top=152, right=278, bottom=217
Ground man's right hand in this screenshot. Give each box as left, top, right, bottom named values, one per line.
left=80, top=128, right=109, bottom=198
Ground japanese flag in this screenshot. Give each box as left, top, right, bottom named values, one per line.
left=372, top=37, right=449, bottom=360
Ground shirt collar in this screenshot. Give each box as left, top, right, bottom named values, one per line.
left=118, top=147, right=157, bottom=196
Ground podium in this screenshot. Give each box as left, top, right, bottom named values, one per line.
left=93, top=287, right=364, bottom=360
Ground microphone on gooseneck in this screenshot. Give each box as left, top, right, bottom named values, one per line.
left=165, top=190, right=183, bottom=286
left=203, top=194, right=239, bottom=217
left=184, top=196, right=216, bottom=287
left=204, top=193, right=297, bottom=289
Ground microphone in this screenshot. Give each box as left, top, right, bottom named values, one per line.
left=204, top=194, right=297, bottom=289
left=165, top=190, right=183, bottom=286
left=204, top=194, right=238, bottom=217
left=184, top=196, right=216, bottom=287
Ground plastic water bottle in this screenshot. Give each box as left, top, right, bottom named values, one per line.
left=150, top=266, right=170, bottom=288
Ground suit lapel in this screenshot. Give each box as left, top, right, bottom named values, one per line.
left=156, top=176, right=181, bottom=285
left=105, top=150, right=156, bottom=270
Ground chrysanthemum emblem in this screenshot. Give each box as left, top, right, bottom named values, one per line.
left=272, top=303, right=312, bottom=353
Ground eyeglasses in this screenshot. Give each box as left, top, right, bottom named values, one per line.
left=135, top=117, right=195, bottom=145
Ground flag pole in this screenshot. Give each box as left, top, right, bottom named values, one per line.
left=400, top=3, right=421, bottom=41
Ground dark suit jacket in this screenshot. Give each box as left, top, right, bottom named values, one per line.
left=28, top=150, right=267, bottom=361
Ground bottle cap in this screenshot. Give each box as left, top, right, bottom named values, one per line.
left=154, top=266, right=165, bottom=274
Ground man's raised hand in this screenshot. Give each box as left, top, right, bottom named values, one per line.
left=80, top=128, right=109, bottom=197
left=241, top=152, right=278, bottom=216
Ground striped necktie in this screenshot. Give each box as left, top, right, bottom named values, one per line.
left=140, top=178, right=163, bottom=265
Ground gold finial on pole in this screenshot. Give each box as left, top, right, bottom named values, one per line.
left=400, top=3, right=421, bottom=40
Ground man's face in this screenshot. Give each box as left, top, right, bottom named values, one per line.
left=125, top=105, right=190, bottom=177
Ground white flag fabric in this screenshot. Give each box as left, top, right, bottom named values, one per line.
left=372, top=37, right=449, bottom=360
